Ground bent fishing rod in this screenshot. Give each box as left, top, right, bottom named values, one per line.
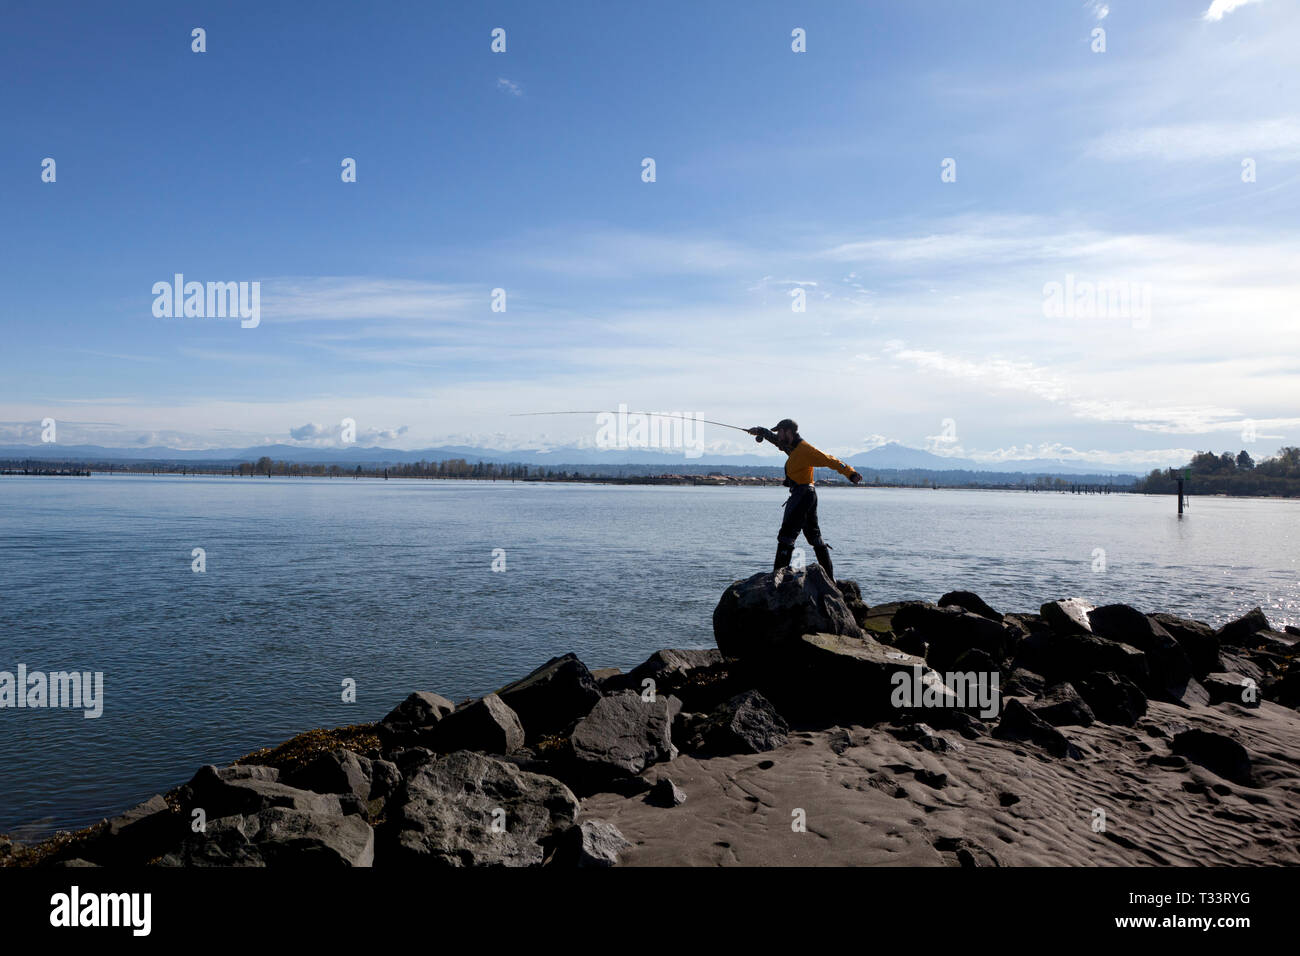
left=510, top=410, right=767, bottom=441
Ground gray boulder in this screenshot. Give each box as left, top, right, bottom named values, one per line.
left=938, top=590, right=1004, bottom=621
left=569, top=690, right=679, bottom=777
left=1015, top=628, right=1149, bottom=686
left=1088, top=604, right=1203, bottom=705
left=787, top=632, right=961, bottom=719
left=713, top=565, right=864, bottom=658
left=1076, top=671, right=1148, bottom=726
left=1216, top=607, right=1272, bottom=647
left=86, top=794, right=181, bottom=865
left=893, top=603, right=1011, bottom=673
left=379, top=691, right=456, bottom=745
left=1040, top=598, right=1095, bottom=635
left=1203, top=672, right=1260, bottom=708
left=496, top=653, right=602, bottom=743
left=1150, top=613, right=1221, bottom=677
left=604, top=648, right=725, bottom=700
left=390, top=750, right=579, bottom=866
left=993, top=699, right=1082, bottom=759
left=648, top=777, right=687, bottom=807
left=160, top=806, right=374, bottom=867
left=563, top=819, right=632, bottom=867
left=687, top=689, right=789, bottom=755
left=1171, top=729, right=1254, bottom=786
left=180, top=764, right=343, bottom=820
left=431, top=694, right=525, bottom=755
left=1026, top=682, right=1095, bottom=727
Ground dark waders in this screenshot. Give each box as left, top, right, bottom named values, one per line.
left=774, top=482, right=834, bottom=578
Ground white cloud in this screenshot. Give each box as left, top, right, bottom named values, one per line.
left=260, top=277, right=481, bottom=324
left=288, top=422, right=410, bottom=446
left=497, top=77, right=522, bottom=96
left=1086, top=118, right=1300, bottom=162
left=1203, top=0, right=1263, bottom=21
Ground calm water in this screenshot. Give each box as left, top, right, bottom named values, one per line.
left=1, top=475, right=1297, bottom=837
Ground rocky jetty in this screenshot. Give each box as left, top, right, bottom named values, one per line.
left=8, top=566, right=1300, bottom=868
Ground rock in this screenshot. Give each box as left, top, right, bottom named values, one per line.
left=887, top=722, right=965, bottom=753
left=564, top=820, right=631, bottom=867
left=1003, top=667, right=1046, bottom=697
left=569, top=690, right=679, bottom=777
left=857, top=600, right=921, bottom=639
left=836, top=579, right=872, bottom=631
left=590, top=668, right=622, bottom=686
left=378, top=691, right=456, bottom=747
left=1264, top=669, right=1300, bottom=708
left=1171, top=729, right=1253, bottom=786
left=370, top=760, right=403, bottom=800
left=1015, top=628, right=1148, bottom=686
left=828, top=728, right=854, bottom=754
left=604, top=648, right=726, bottom=704
left=1075, top=671, right=1148, bottom=726
left=891, top=628, right=928, bottom=657
left=893, top=603, right=1011, bottom=672
left=648, top=777, right=687, bottom=807
left=1286, top=625, right=1300, bottom=638
left=687, top=689, right=789, bottom=755
left=388, top=747, right=436, bottom=776
left=712, top=565, right=864, bottom=658
left=951, top=712, right=989, bottom=739
left=180, top=764, right=343, bottom=820
left=951, top=647, right=999, bottom=675
left=1026, top=682, right=1095, bottom=727
left=914, top=769, right=948, bottom=789
left=431, top=694, right=525, bottom=756
left=286, top=749, right=374, bottom=802
left=390, top=751, right=578, bottom=866
left=993, top=699, right=1082, bottom=759
left=496, top=653, right=602, bottom=743
left=160, top=807, right=374, bottom=867
left=771, top=632, right=960, bottom=720
left=87, top=794, right=181, bottom=865
left=1150, top=613, right=1221, bottom=677
left=1254, top=631, right=1299, bottom=654
left=1203, top=672, right=1260, bottom=708
left=938, top=590, right=1003, bottom=621
left=1040, top=598, right=1095, bottom=635
left=1218, top=646, right=1267, bottom=684
left=1088, top=604, right=1201, bottom=705
left=1216, top=607, right=1272, bottom=647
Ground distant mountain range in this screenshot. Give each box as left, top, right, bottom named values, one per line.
left=0, top=440, right=1142, bottom=476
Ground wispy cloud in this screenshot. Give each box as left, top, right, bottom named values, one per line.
left=1203, top=0, right=1264, bottom=22
left=496, top=77, right=522, bottom=96
left=1086, top=118, right=1300, bottom=162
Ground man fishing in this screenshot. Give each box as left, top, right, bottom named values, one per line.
left=748, top=419, right=862, bottom=577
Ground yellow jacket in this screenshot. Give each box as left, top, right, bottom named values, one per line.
left=784, top=439, right=856, bottom=485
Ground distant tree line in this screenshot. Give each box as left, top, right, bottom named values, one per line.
left=1134, top=447, right=1300, bottom=497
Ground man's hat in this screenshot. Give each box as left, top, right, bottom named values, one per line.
left=771, top=418, right=798, bottom=433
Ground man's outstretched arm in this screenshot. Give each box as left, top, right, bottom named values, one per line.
left=748, top=426, right=781, bottom=447
left=807, top=445, right=864, bottom=484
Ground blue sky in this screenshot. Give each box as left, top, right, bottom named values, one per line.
left=2, top=0, right=1297, bottom=469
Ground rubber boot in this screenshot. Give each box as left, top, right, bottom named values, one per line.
left=813, top=543, right=834, bottom=580
left=773, top=543, right=795, bottom=573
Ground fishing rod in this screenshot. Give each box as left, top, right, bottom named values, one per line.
left=511, top=410, right=766, bottom=441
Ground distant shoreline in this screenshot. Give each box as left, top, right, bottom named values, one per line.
left=0, top=467, right=1140, bottom=494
